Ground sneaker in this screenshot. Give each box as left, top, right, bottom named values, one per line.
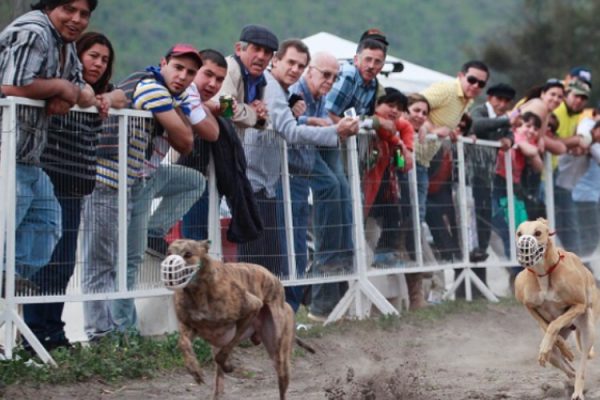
left=469, top=248, right=489, bottom=263
left=307, top=312, right=327, bottom=323
left=146, top=236, right=169, bottom=258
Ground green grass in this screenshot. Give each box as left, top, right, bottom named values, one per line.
left=0, top=330, right=211, bottom=386
left=1, top=299, right=519, bottom=388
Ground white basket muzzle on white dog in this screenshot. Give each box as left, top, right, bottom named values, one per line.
left=161, top=254, right=200, bottom=290
left=516, top=234, right=546, bottom=268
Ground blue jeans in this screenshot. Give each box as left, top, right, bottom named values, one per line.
left=555, top=186, right=579, bottom=252
left=181, top=187, right=210, bottom=240
left=112, top=164, right=205, bottom=331
left=309, top=148, right=353, bottom=316
left=24, top=192, right=82, bottom=343
left=276, top=176, right=310, bottom=312
left=14, top=165, right=62, bottom=279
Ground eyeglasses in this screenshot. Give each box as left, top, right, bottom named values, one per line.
left=466, top=75, right=487, bottom=88
left=311, top=66, right=339, bottom=81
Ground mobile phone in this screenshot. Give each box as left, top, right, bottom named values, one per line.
left=288, top=93, right=303, bottom=108
left=344, top=107, right=357, bottom=118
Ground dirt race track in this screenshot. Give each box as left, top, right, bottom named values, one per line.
left=6, top=300, right=600, bottom=400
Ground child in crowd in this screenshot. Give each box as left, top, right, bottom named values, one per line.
left=492, top=112, right=543, bottom=270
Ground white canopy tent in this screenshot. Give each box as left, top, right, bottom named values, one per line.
left=302, top=32, right=454, bottom=94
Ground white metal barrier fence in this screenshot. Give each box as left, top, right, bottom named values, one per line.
left=2, top=97, right=598, bottom=364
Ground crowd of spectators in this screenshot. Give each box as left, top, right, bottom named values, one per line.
left=2, top=0, right=600, bottom=350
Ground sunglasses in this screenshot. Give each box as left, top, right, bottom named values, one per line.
left=312, top=66, right=339, bottom=81
left=466, top=75, right=487, bottom=88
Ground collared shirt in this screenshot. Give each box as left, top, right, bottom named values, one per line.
left=287, top=77, right=331, bottom=174
left=421, top=79, right=471, bottom=129
left=240, top=64, right=266, bottom=103
left=325, top=62, right=377, bottom=117
left=96, top=67, right=192, bottom=188
left=0, top=10, right=84, bottom=164
left=244, top=71, right=338, bottom=197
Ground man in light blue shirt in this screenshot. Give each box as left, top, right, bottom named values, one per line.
left=238, top=40, right=358, bottom=309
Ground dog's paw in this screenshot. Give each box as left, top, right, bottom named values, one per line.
left=571, top=392, right=585, bottom=400
left=215, top=353, right=235, bottom=373
left=538, top=349, right=550, bottom=367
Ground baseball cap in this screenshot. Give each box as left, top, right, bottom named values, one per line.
left=486, top=83, right=516, bottom=100
left=568, top=79, right=591, bottom=98
left=165, top=44, right=202, bottom=67
left=239, top=24, right=279, bottom=52
left=359, top=28, right=389, bottom=46
left=569, top=66, right=592, bottom=87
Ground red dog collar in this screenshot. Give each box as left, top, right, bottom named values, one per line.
left=527, top=252, right=564, bottom=277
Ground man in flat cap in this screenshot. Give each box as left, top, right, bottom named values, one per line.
left=464, top=82, right=517, bottom=293
left=215, top=24, right=278, bottom=129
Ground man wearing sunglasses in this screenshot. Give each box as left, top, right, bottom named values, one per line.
left=422, top=60, right=489, bottom=139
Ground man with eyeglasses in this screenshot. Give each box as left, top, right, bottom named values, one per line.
left=422, top=60, right=489, bottom=139
left=238, top=40, right=358, bottom=312
left=283, top=51, right=358, bottom=320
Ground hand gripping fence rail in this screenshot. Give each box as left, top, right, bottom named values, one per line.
left=2, top=96, right=595, bottom=365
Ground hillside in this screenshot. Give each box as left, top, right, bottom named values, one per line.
left=85, top=0, right=519, bottom=81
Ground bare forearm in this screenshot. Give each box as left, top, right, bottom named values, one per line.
left=2, top=78, right=79, bottom=103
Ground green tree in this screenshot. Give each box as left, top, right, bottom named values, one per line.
left=481, top=0, right=600, bottom=96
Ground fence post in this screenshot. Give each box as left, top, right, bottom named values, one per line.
left=117, top=114, right=128, bottom=294
left=280, top=139, right=297, bottom=281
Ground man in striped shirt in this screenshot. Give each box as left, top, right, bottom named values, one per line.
left=81, top=44, right=206, bottom=339
left=0, top=0, right=96, bottom=283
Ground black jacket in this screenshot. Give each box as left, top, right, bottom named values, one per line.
left=179, top=116, right=263, bottom=243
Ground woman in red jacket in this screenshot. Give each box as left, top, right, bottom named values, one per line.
left=363, top=88, right=414, bottom=267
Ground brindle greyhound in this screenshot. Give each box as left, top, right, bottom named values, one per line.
left=162, top=239, right=314, bottom=400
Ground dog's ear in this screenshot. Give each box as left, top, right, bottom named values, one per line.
left=199, top=240, right=211, bottom=252
left=536, top=217, right=548, bottom=226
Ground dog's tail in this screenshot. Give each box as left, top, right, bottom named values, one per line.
left=295, top=337, right=316, bottom=354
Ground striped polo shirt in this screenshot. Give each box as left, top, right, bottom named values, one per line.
left=421, top=79, right=472, bottom=129
left=0, top=10, right=84, bottom=164
left=95, top=67, right=190, bottom=188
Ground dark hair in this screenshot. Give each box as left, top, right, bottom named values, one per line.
left=407, top=93, right=430, bottom=113
left=200, top=49, right=227, bottom=69
left=593, top=120, right=600, bottom=131
left=460, top=60, right=489, bottom=75
left=547, top=113, right=560, bottom=133
left=31, top=0, right=97, bottom=12
left=521, top=111, right=542, bottom=129
left=357, top=38, right=387, bottom=56
left=523, top=79, right=565, bottom=102
left=275, top=39, right=311, bottom=65
left=76, top=32, right=114, bottom=94
left=377, top=87, right=407, bottom=111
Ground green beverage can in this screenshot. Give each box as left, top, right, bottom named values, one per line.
left=219, top=95, right=234, bottom=118
left=394, top=149, right=405, bottom=169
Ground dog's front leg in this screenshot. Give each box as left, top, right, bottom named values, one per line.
left=213, top=292, right=264, bottom=373
left=526, top=306, right=575, bottom=362
left=539, top=304, right=586, bottom=366
left=178, top=323, right=205, bottom=384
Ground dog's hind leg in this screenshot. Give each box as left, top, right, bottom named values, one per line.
left=548, top=346, right=576, bottom=380
left=571, top=312, right=595, bottom=400
left=261, top=304, right=294, bottom=400
left=178, top=323, right=205, bottom=385
left=213, top=292, right=263, bottom=374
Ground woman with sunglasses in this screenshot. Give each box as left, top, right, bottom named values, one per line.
left=23, top=32, right=127, bottom=351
